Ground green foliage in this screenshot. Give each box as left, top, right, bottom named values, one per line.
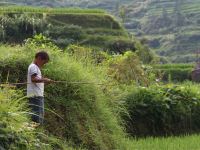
left=85, top=28, right=128, bottom=37
left=128, top=134, right=200, bottom=150
left=107, top=51, right=155, bottom=86
left=66, top=44, right=110, bottom=64
left=3, top=0, right=200, bottom=62
left=154, top=64, right=193, bottom=82
left=25, top=34, right=59, bottom=50
left=108, top=39, right=136, bottom=53
left=47, top=25, right=85, bottom=48
left=0, top=6, right=155, bottom=58
left=0, top=44, right=127, bottom=150
left=0, top=6, right=105, bottom=14
left=81, top=35, right=139, bottom=54
left=0, top=88, right=75, bottom=150
left=135, top=40, right=156, bottom=64
left=124, top=83, right=200, bottom=137
left=162, top=68, right=192, bottom=82
left=48, top=13, right=121, bottom=29
left=0, top=13, right=47, bottom=43
left=0, top=10, right=136, bottom=54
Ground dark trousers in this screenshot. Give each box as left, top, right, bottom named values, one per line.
left=29, top=96, right=44, bottom=124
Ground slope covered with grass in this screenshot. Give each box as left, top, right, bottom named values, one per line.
left=0, top=6, right=135, bottom=54
left=0, top=44, right=128, bottom=150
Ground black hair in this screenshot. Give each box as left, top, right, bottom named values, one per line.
left=35, top=51, right=49, bottom=61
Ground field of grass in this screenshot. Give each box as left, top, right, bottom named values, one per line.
left=128, top=135, right=200, bottom=150
left=0, top=5, right=105, bottom=14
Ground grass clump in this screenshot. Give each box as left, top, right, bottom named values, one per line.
left=0, top=88, right=72, bottom=149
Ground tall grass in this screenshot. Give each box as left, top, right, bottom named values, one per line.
left=0, top=44, right=128, bottom=150
left=127, top=135, right=200, bottom=150
left=0, top=85, right=85, bottom=149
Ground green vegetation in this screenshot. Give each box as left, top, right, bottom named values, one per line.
left=0, top=88, right=77, bottom=149
left=122, top=0, right=200, bottom=63
left=0, top=43, right=129, bottom=150
left=1, top=37, right=200, bottom=150
left=153, top=64, right=194, bottom=82
left=3, top=0, right=200, bottom=62
left=0, top=6, right=105, bottom=14
left=1, top=39, right=199, bottom=149
left=124, top=82, right=200, bottom=137
left=2, top=2, right=200, bottom=150
left=128, top=134, right=200, bottom=150
left=0, top=6, right=138, bottom=54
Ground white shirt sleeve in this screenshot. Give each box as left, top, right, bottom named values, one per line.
left=29, top=65, right=38, bottom=76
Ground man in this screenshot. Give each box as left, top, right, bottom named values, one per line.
left=27, top=51, right=53, bottom=125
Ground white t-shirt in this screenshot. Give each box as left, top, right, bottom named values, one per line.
left=27, top=63, right=44, bottom=97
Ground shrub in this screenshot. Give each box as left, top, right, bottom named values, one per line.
left=107, top=51, right=154, bottom=86
left=153, top=64, right=193, bottom=82
left=135, top=40, right=156, bottom=64
left=124, top=83, right=200, bottom=137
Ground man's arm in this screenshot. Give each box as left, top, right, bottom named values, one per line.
left=31, top=73, right=53, bottom=83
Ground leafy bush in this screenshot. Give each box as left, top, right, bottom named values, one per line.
left=107, top=51, right=156, bottom=86
left=124, top=83, right=200, bottom=137
left=135, top=40, right=156, bottom=64
left=153, top=64, right=193, bottom=82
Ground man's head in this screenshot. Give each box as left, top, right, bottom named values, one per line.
left=35, top=51, right=49, bottom=67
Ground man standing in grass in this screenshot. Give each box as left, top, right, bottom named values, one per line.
left=27, top=51, right=53, bottom=125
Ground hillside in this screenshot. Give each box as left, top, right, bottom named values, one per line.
left=123, top=0, right=200, bottom=63
left=0, top=6, right=139, bottom=54
left=3, top=0, right=200, bottom=63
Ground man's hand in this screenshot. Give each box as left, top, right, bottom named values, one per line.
left=31, top=74, right=54, bottom=84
